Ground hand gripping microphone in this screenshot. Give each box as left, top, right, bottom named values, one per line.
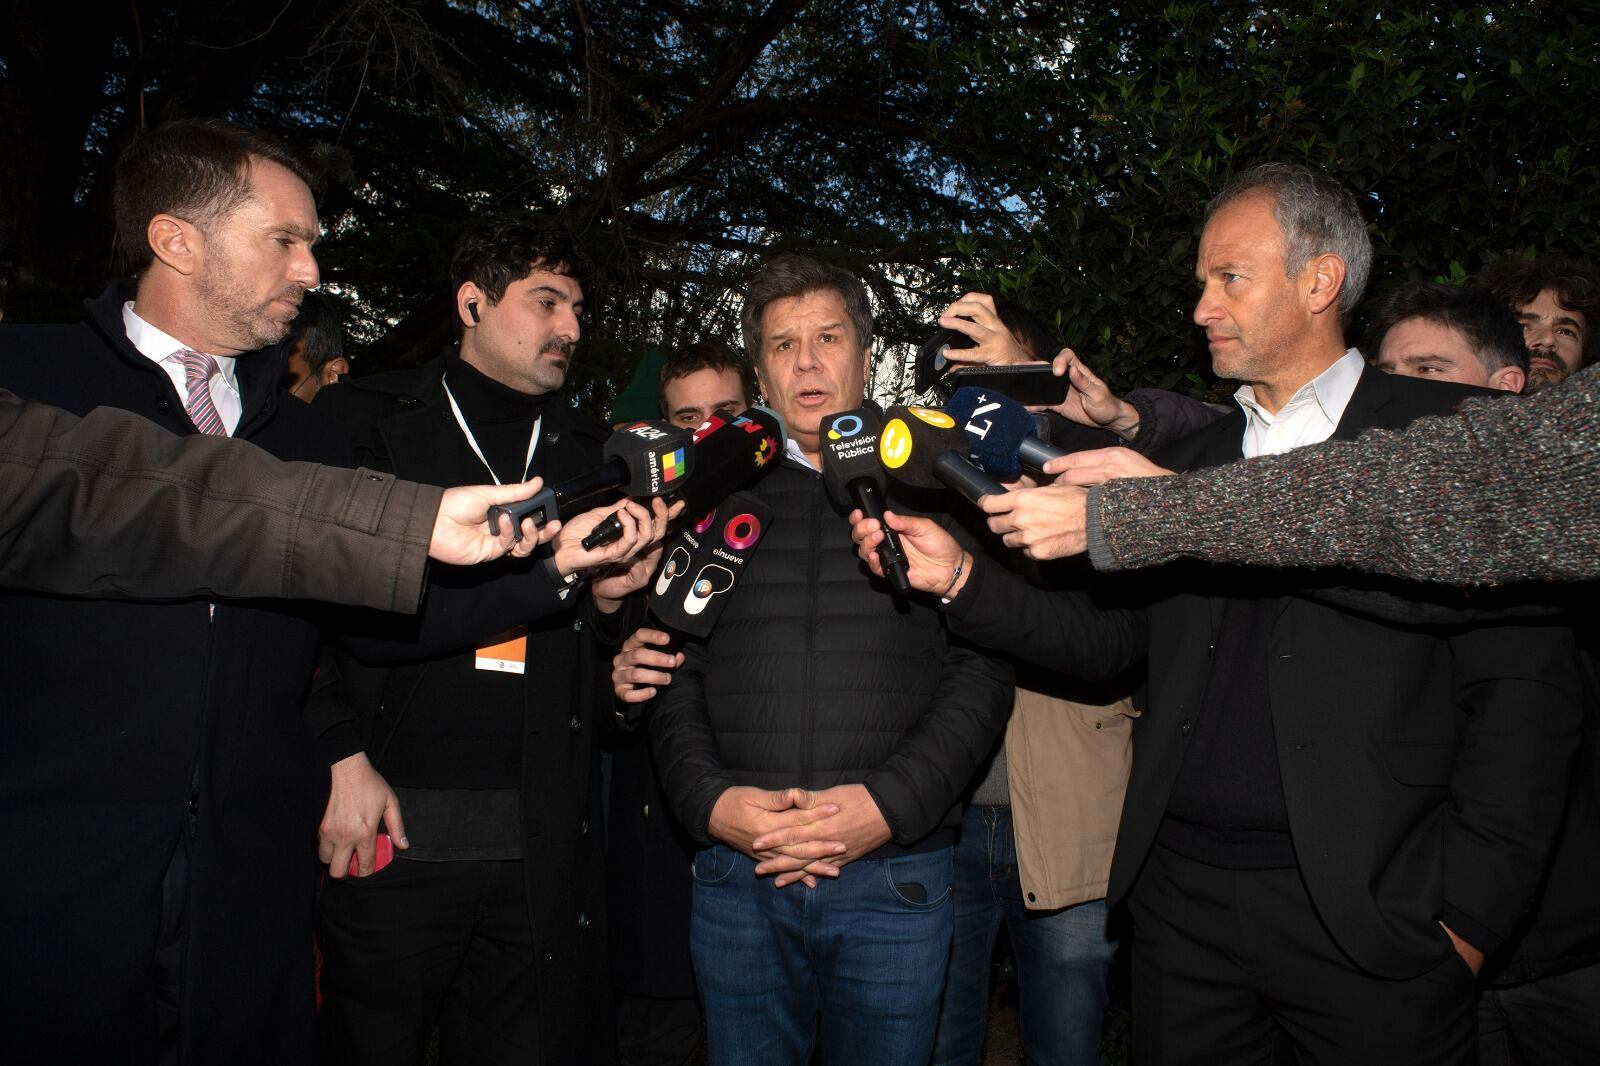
left=820, top=403, right=912, bottom=595
left=945, top=386, right=1069, bottom=481
left=877, top=404, right=1007, bottom=504
left=486, top=420, right=694, bottom=543
left=580, top=406, right=787, bottom=549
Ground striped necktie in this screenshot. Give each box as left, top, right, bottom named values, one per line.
left=176, top=349, right=228, bottom=436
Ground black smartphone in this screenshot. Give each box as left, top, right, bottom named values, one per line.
left=947, top=362, right=1069, bottom=406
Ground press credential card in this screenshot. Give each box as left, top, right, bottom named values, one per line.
left=475, top=627, right=528, bottom=674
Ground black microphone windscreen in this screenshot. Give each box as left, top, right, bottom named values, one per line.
left=672, top=406, right=786, bottom=519
left=946, top=387, right=1037, bottom=480
left=604, top=421, right=695, bottom=495
left=648, top=491, right=774, bottom=638
left=877, top=404, right=971, bottom=490
left=820, top=403, right=887, bottom=509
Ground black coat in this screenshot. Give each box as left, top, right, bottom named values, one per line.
left=605, top=726, right=698, bottom=998
left=0, top=283, right=350, bottom=1065
left=307, top=357, right=618, bottom=1064
left=1484, top=618, right=1600, bottom=985
left=649, top=457, right=1015, bottom=849
left=946, top=367, right=1584, bottom=980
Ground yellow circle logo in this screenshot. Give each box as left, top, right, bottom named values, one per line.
left=880, top=418, right=913, bottom=468
left=909, top=406, right=956, bottom=429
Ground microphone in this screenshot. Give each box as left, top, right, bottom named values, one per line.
left=486, top=420, right=694, bottom=543
left=612, top=489, right=774, bottom=725
left=671, top=406, right=786, bottom=519
left=820, top=403, right=911, bottom=595
left=580, top=406, right=787, bottom=549
left=648, top=491, right=774, bottom=639
left=945, top=387, right=1068, bottom=481
left=877, top=404, right=1007, bottom=505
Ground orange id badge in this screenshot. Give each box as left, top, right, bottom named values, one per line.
left=475, top=626, right=528, bottom=674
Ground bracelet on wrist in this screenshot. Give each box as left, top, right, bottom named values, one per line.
left=940, top=552, right=969, bottom=601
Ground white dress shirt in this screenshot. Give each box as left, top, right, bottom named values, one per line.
left=785, top=436, right=819, bottom=472
left=122, top=303, right=243, bottom=435
left=1233, top=348, right=1364, bottom=459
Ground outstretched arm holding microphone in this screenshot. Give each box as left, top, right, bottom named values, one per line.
left=0, top=388, right=566, bottom=608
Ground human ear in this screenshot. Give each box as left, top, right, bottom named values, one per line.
left=146, top=214, right=200, bottom=276
left=319, top=357, right=351, bottom=385
left=456, top=283, right=483, bottom=329
left=1304, top=252, right=1347, bottom=317
left=1488, top=365, right=1526, bottom=393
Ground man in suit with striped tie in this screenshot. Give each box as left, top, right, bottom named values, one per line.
left=0, top=119, right=348, bottom=1066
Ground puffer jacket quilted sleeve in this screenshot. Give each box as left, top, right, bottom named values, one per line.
left=649, top=460, right=1014, bottom=847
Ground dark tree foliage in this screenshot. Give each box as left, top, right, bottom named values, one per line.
left=3, top=1, right=1595, bottom=413
left=0, top=0, right=1017, bottom=411
left=927, top=1, right=1600, bottom=396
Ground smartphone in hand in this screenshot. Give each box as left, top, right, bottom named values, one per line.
left=948, top=362, right=1070, bottom=406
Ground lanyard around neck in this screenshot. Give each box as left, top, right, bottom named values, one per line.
left=440, top=372, right=541, bottom=485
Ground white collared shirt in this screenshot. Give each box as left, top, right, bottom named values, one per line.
left=1233, top=348, right=1364, bottom=459
left=122, top=303, right=243, bottom=435
left=785, top=437, right=819, bottom=472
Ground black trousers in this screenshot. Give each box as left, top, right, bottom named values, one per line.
left=616, top=992, right=702, bottom=1066
left=1127, top=844, right=1476, bottom=1066
left=317, top=857, right=539, bottom=1066
left=1478, top=961, right=1600, bottom=1065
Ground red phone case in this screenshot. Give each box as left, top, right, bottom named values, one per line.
left=348, top=832, right=395, bottom=877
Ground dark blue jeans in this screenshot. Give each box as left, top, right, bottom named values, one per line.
left=690, top=842, right=954, bottom=1066
left=932, top=805, right=1116, bottom=1066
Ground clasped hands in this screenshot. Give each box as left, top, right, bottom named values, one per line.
left=708, top=784, right=892, bottom=889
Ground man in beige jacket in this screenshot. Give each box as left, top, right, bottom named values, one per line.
left=927, top=293, right=1133, bottom=1066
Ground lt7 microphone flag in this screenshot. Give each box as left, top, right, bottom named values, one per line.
left=945, top=386, right=1067, bottom=481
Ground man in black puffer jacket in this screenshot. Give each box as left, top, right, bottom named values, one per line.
left=648, top=256, right=1014, bottom=1066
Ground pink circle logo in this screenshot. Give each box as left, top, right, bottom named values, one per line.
left=723, top=513, right=762, bottom=551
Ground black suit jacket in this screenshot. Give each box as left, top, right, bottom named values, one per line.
left=947, top=366, right=1583, bottom=979
left=0, top=283, right=351, bottom=1065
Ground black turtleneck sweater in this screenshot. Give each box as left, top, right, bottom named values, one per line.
left=377, top=353, right=558, bottom=797
left=440, top=353, right=556, bottom=485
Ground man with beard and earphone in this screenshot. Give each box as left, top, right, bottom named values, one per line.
left=309, top=215, right=672, bottom=1066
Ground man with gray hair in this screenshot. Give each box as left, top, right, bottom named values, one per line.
left=855, top=163, right=1582, bottom=1063
left=646, top=254, right=1013, bottom=1065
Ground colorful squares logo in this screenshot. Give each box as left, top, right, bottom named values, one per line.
left=661, top=447, right=687, bottom=481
